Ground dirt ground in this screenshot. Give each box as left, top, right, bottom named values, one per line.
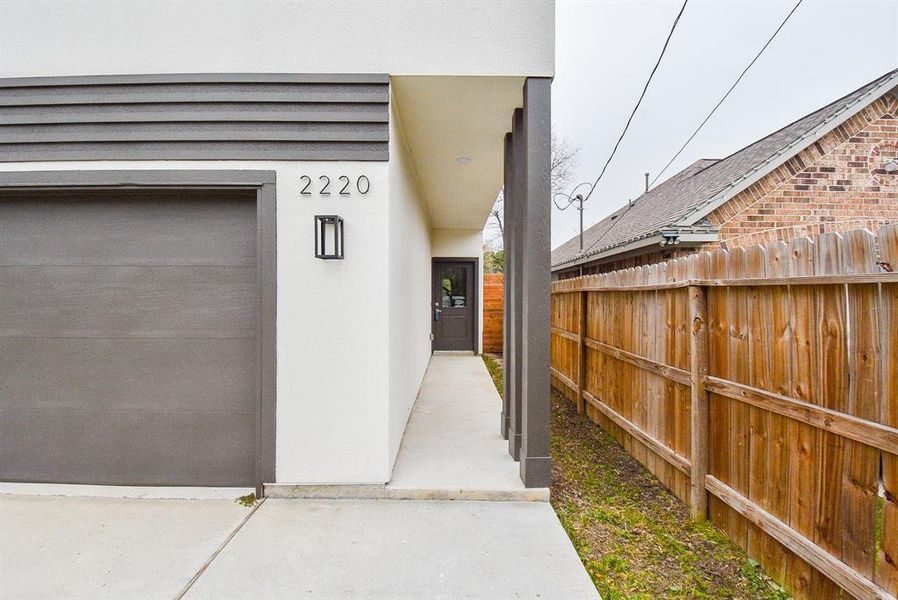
left=482, top=354, right=789, bottom=599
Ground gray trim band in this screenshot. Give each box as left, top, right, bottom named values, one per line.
left=1, top=73, right=390, bottom=87
left=3, top=104, right=389, bottom=125
left=1, top=142, right=386, bottom=162
left=0, top=74, right=389, bottom=162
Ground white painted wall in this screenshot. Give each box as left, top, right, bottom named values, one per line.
left=431, top=229, right=485, bottom=355
left=0, top=1, right=553, bottom=78
left=0, top=0, right=546, bottom=485
left=1, top=160, right=392, bottom=484
left=387, top=96, right=433, bottom=472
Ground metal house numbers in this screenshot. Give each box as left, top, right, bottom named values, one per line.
left=300, top=174, right=370, bottom=196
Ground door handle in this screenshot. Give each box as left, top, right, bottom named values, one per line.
left=434, top=307, right=441, bottom=321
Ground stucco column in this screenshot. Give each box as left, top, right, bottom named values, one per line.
left=519, top=77, right=551, bottom=487
left=500, top=132, right=513, bottom=440
left=507, top=108, right=525, bottom=461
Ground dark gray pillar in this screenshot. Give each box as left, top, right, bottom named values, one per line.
left=507, top=108, right=525, bottom=461
left=519, top=78, right=551, bottom=488
left=500, top=132, right=512, bottom=440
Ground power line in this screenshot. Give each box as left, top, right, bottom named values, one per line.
left=579, top=0, right=689, bottom=207
left=574, top=0, right=689, bottom=256
left=650, top=0, right=803, bottom=187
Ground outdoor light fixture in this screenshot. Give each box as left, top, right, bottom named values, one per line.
left=659, top=230, right=681, bottom=247
left=315, top=215, right=344, bottom=259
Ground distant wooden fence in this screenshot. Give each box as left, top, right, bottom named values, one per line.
left=550, top=227, right=898, bottom=600
left=483, top=273, right=504, bottom=353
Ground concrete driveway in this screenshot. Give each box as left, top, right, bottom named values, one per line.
left=1, top=495, right=598, bottom=600
left=0, top=494, right=252, bottom=600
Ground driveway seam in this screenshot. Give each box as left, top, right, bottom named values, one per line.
left=173, top=497, right=266, bottom=600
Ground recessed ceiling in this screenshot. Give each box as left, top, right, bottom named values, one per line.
left=391, top=76, right=524, bottom=230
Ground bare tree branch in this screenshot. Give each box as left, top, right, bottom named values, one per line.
left=550, top=130, right=580, bottom=198
left=485, top=130, right=580, bottom=246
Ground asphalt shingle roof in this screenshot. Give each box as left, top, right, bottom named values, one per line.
left=552, top=67, right=898, bottom=269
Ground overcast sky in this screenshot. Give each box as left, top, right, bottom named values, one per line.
left=550, top=0, right=898, bottom=249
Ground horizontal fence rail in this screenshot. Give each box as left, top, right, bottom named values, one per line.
left=550, top=226, right=898, bottom=600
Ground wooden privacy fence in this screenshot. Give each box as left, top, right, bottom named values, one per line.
left=483, top=273, right=504, bottom=353
left=550, top=226, right=898, bottom=600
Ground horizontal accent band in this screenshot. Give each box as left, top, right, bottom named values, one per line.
left=0, top=74, right=390, bottom=162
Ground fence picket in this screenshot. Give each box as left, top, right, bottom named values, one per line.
left=876, top=224, right=898, bottom=595
left=787, top=236, right=818, bottom=599
left=842, top=229, right=880, bottom=580
left=746, top=244, right=770, bottom=564
left=763, top=240, right=792, bottom=584
left=708, top=248, right=736, bottom=540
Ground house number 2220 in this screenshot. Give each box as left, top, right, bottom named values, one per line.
left=300, top=175, right=370, bottom=196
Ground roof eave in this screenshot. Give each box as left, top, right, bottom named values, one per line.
left=675, top=76, right=898, bottom=227
left=551, top=231, right=720, bottom=272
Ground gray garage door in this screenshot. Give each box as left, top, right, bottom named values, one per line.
left=0, top=188, right=259, bottom=487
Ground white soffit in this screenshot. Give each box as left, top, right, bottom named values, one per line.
left=391, top=76, right=524, bottom=230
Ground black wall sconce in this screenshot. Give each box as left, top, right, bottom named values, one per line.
left=315, top=215, right=344, bottom=259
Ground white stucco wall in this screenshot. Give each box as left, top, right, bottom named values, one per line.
left=0, top=0, right=540, bottom=485
left=0, top=0, right=553, bottom=78
left=387, top=98, right=433, bottom=472
left=0, top=160, right=392, bottom=484
left=431, top=229, right=485, bottom=355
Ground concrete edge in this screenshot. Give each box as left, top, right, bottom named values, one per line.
left=385, top=487, right=550, bottom=502
left=264, top=483, right=549, bottom=502
left=264, top=484, right=387, bottom=499
left=0, top=482, right=254, bottom=500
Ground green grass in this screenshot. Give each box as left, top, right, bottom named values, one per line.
left=482, top=353, right=503, bottom=397
left=235, top=492, right=257, bottom=507
left=482, top=354, right=790, bottom=599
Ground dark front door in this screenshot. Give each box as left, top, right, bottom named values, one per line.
left=432, top=259, right=476, bottom=352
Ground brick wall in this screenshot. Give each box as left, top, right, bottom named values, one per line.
left=708, top=91, right=898, bottom=248
left=555, top=90, right=898, bottom=280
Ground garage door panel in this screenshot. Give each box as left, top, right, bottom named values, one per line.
left=0, top=190, right=257, bottom=267
left=0, top=187, right=263, bottom=487
left=0, top=265, right=257, bottom=338
left=0, top=338, right=256, bottom=413
left=0, top=408, right=257, bottom=486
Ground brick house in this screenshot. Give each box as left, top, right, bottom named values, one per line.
left=552, top=68, right=898, bottom=278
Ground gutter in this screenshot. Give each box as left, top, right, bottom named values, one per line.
left=551, top=231, right=719, bottom=272
left=675, top=77, right=898, bottom=227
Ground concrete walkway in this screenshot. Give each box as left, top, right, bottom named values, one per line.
left=266, top=354, right=547, bottom=501
left=386, top=354, right=544, bottom=500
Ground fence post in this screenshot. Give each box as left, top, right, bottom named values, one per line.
left=577, top=287, right=587, bottom=414
left=689, top=284, right=710, bottom=521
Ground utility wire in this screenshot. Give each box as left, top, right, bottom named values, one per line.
left=579, top=0, right=688, bottom=207
left=553, top=181, right=595, bottom=210
left=649, top=0, right=803, bottom=187
left=574, top=0, right=688, bottom=255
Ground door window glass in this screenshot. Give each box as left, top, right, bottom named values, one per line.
left=440, top=267, right=467, bottom=307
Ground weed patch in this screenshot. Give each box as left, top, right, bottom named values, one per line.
left=235, top=493, right=257, bottom=507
